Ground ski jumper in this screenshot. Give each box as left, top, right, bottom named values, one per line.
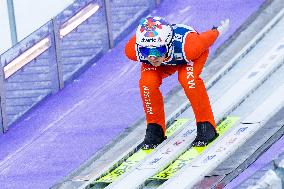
left=125, top=24, right=219, bottom=134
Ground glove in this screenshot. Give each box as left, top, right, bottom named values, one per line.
left=216, top=19, right=230, bottom=36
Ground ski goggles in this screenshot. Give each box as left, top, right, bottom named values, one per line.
left=139, top=45, right=168, bottom=57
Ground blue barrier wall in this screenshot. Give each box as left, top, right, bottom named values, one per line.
left=0, top=0, right=157, bottom=132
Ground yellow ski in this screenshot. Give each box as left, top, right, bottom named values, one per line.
left=94, top=118, right=189, bottom=183
left=149, top=116, right=239, bottom=180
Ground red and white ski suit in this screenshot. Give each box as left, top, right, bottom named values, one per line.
left=125, top=26, right=219, bottom=134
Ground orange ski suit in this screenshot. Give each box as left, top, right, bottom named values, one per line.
left=125, top=28, right=219, bottom=134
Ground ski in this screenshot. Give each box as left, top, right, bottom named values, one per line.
left=148, top=116, right=239, bottom=181
left=92, top=118, right=189, bottom=185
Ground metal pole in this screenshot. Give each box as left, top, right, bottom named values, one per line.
left=50, top=19, right=64, bottom=91
left=6, top=0, right=18, bottom=45
left=104, top=0, right=114, bottom=48
left=0, top=57, right=8, bottom=133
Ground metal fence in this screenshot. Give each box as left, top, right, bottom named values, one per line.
left=0, top=0, right=159, bottom=133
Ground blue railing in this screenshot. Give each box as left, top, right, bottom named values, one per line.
left=0, top=0, right=159, bottom=133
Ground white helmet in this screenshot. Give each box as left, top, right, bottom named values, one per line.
left=136, top=16, right=173, bottom=47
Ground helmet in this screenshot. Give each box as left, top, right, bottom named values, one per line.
left=136, top=16, right=173, bottom=47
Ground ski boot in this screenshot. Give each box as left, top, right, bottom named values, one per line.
left=192, top=121, right=219, bottom=147
left=142, top=123, right=167, bottom=150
